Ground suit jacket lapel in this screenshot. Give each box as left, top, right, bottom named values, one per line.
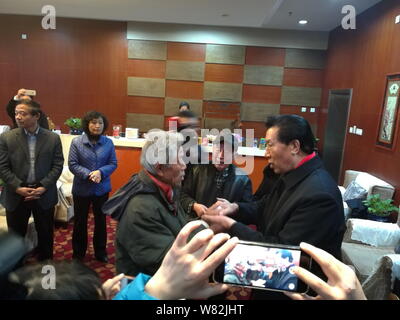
left=15, top=129, right=30, bottom=161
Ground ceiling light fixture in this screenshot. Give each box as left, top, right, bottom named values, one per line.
left=298, top=20, right=308, bottom=25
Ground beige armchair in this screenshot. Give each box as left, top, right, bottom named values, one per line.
left=341, top=216, right=400, bottom=299
left=54, top=166, right=74, bottom=223
left=340, top=170, right=395, bottom=220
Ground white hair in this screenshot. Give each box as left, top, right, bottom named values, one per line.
left=140, top=130, right=184, bottom=174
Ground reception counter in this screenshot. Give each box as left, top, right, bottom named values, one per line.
left=59, top=134, right=269, bottom=194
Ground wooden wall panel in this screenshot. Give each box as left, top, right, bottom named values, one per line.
left=205, top=44, right=246, bottom=65
left=0, top=15, right=128, bottom=134
left=127, top=77, right=165, bottom=97
left=281, top=86, right=322, bottom=106
left=245, top=47, right=286, bottom=66
left=127, top=59, right=166, bottom=78
left=204, top=64, right=244, bottom=83
left=320, top=0, right=400, bottom=206
left=285, top=49, right=326, bottom=69
left=166, top=61, right=205, bottom=81
left=240, top=121, right=268, bottom=139
left=165, top=80, right=204, bottom=99
left=283, top=68, right=323, bottom=88
left=128, top=40, right=167, bottom=60
left=204, top=82, right=242, bottom=102
left=244, top=65, right=284, bottom=86
left=126, top=113, right=164, bottom=132
left=167, top=42, right=206, bottom=61
left=127, top=96, right=165, bottom=114
left=242, top=85, right=282, bottom=104
left=241, top=103, right=280, bottom=122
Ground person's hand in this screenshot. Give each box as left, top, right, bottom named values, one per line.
left=17, top=88, right=27, bottom=99
left=201, top=215, right=236, bottom=234
left=284, top=242, right=367, bottom=300
left=89, top=170, right=102, bottom=183
left=102, top=273, right=125, bottom=300
left=16, top=187, right=40, bottom=201
left=23, top=186, right=47, bottom=201
left=207, top=198, right=238, bottom=216
left=16, top=187, right=36, bottom=198
left=193, top=203, right=208, bottom=217
left=144, top=220, right=238, bottom=299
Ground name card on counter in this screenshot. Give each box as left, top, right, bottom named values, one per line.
left=125, top=128, right=139, bottom=139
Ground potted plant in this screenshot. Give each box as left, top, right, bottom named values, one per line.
left=64, top=117, right=82, bottom=135
left=362, top=194, right=399, bottom=222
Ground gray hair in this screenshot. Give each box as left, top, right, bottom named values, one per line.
left=140, top=130, right=184, bottom=174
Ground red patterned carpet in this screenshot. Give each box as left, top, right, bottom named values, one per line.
left=27, top=215, right=250, bottom=300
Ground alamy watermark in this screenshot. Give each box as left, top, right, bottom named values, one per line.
left=41, top=265, right=56, bottom=289
left=341, top=5, right=356, bottom=30
left=41, top=5, right=56, bottom=30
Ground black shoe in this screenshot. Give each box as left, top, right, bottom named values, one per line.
left=95, top=254, right=108, bottom=263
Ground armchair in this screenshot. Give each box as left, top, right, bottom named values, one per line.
left=341, top=216, right=400, bottom=299
left=340, top=170, right=395, bottom=220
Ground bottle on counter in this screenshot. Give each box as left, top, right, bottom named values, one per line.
left=253, top=138, right=259, bottom=148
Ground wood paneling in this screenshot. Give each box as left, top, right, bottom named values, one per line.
left=245, top=47, right=286, bottom=66
left=244, top=65, right=284, bottom=86
left=166, top=61, right=205, bottom=81
left=0, top=15, right=128, bottom=133
left=285, top=49, right=326, bottom=69
left=127, top=96, right=165, bottom=114
left=205, top=44, right=246, bottom=65
left=283, top=68, right=323, bottom=88
left=203, top=101, right=240, bottom=119
left=128, top=40, right=167, bottom=60
left=127, top=77, right=165, bottom=97
left=167, top=42, right=206, bottom=61
left=204, top=82, right=242, bottom=102
left=240, top=121, right=268, bottom=139
left=320, top=0, right=400, bottom=206
left=165, top=80, right=204, bottom=99
left=242, top=85, right=281, bottom=104
left=205, top=64, right=244, bottom=83
left=127, top=59, right=166, bottom=78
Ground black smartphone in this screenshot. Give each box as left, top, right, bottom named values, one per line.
left=213, top=240, right=312, bottom=293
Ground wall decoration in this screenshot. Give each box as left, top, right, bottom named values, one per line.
left=376, top=73, right=400, bottom=150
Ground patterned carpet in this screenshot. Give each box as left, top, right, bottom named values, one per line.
left=27, top=214, right=250, bottom=300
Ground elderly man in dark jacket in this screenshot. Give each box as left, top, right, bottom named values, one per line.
left=181, top=133, right=252, bottom=219
left=115, top=130, right=190, bottom=277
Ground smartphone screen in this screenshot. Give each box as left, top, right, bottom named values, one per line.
left=214, top=241, right=311, bottom=293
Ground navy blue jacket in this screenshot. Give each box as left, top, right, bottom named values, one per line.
left=68, top=134, right=117, bottom=197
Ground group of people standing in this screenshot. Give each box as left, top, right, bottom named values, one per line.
left=0, top=91, right=352, bottom=300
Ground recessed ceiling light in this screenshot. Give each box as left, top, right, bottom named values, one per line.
left=298, top=20, right=308, bottom=25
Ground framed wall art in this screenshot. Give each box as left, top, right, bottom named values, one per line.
left=376, top=73, right=400, bottom=150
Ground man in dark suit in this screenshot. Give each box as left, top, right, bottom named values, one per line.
left=6, top=88, right=49, bottom=129
left=0, top=99, right=63, bottom=260
left=203, top=115, right=345, bottom=298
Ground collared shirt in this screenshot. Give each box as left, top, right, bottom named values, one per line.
left=24, top=126, right=40, bottom=183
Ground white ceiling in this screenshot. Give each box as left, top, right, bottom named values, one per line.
left=0, top=0, right=382, bottom=31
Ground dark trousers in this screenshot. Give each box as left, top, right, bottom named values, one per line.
left=6, top=200, right=54, bottom=261
left=72, top=194, right=108, bottom=258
